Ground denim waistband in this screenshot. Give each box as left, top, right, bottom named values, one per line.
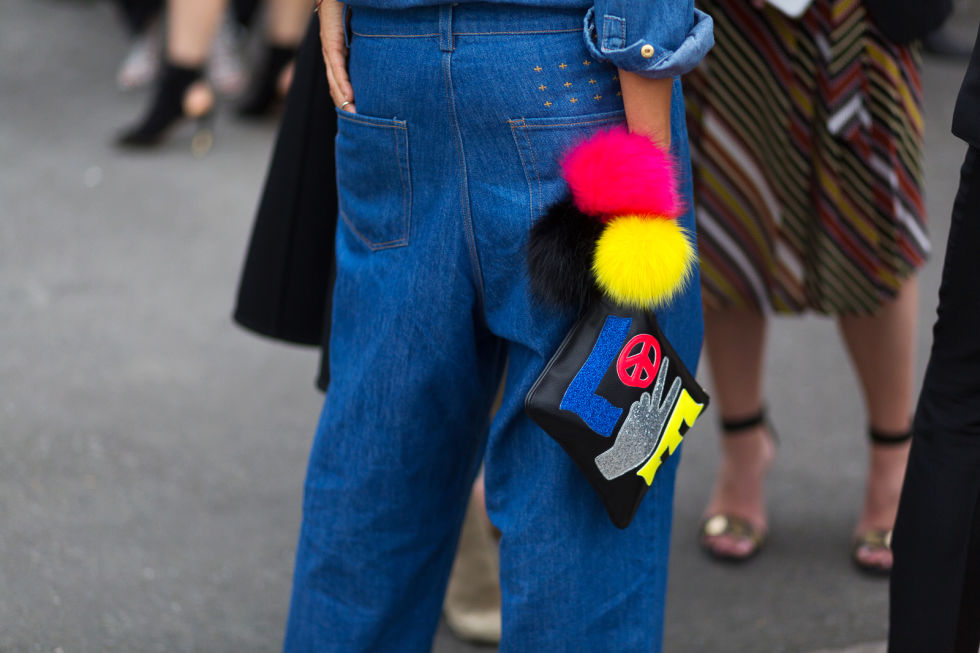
left=349, top=3, right=585, bottom=39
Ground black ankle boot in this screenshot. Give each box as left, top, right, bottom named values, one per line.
left=117, top=61, right=214, bottom=149
left=237, top=44, right=295, bottom=118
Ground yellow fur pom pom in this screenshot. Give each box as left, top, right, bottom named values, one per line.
left=592, top=215, right=695, bottom=309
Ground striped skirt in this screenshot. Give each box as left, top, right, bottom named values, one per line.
left=686, top=0, right=928, bottom=314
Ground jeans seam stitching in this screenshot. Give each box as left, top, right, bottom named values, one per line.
left=453, top=28, right=580, bottom=35
left=443, top=52, right=487, bottom=311
left=351, top=29, right=579, bottom=37
left=520, top=126, right=543, bottom=219
left=338, top=209, right=407, bottom=250
left=351, top=31, right=440, bottom=38
left=509, top=120, right=537, bottom=222
left=337, top=115, right=407, bottom=130
left=395, top=125, right=412, bottom=246
left=518, top=117, right=623, bottom=129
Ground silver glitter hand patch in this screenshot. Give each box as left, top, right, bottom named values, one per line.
left=594, top=357, right=681, bottom=481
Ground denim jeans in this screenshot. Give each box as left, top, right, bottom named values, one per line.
left=284, top=4, right=704, bottom=651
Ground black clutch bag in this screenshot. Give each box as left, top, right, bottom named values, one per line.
left=526, top=299, right=708, bottom=528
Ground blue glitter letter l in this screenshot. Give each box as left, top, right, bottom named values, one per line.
left=559, top=315, right=631, bottom=437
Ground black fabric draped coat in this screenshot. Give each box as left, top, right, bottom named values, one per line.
left=233, top=18, right=336, bottom=391
left=889, top=22, right=980, bottom=653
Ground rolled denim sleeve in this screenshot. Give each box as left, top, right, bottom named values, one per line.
left=584, top=1, right=714, bottom=78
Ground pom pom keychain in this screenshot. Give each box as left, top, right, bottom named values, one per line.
left=527, top=127, right=695, bottom=311
left=593, top=214, right=695, bottom=309
left=561, top=127, right=683, bottom=220
left=527, top=198, right=604, bottom=313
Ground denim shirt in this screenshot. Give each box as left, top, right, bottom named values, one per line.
left=344, top=1, right=714, bottom=79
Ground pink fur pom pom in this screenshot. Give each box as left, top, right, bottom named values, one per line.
left=561, top=127, right=682, bottom=221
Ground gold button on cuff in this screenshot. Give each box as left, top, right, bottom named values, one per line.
left=640, top=44, right=655, bottom=59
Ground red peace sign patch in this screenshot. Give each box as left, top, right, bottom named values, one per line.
left=616, top=334, right=662, bottom=389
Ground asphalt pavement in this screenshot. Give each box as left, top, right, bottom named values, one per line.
left=0, top=1, right=975, bottom=651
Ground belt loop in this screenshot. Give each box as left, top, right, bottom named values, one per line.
left=343, top=3, right=352, bottom=49
left=438, top=4, right=454, bottom=52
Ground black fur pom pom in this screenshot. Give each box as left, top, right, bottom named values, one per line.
left=526, top=197, right=604, bottom=313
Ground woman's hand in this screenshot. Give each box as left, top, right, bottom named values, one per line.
left=317, top=0, right=356, bottom=113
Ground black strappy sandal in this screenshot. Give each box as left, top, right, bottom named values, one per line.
left=851, top=426, right=912, bottom=576
left=699, top=410, right=777, bottom=563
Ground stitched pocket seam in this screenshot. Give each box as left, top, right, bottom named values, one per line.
left=336, top=114, right=412, bottom=251
left=508, top=111, right=625, bottom=221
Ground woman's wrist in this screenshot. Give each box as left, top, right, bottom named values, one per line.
left=618, top=70, right=672, bottom=148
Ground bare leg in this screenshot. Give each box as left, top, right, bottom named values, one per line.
left=166, top=0, right=228, bottom=65
left=265, top=0, right=310, bottom=47
left=701, top=308, right=776, bottom=558
left=838, top=276, right=918, bottom=569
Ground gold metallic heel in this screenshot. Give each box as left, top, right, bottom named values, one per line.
left=698, top=409, right=776, bottom=563
left=851, top=426, right=910, bottom=575
left=851, top=528, right=893, bottom=576
left=699, top=514, right=768, bottom=562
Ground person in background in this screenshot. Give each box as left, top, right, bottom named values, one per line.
left=889, top=21, right=980, bottom=653
left=687, top=0, right=934, bottom=574
left=282, top=0, right=712, bottom=649
left=115, top=0, right=228, bottom=149
left=115, top=0, right=309, bottom=149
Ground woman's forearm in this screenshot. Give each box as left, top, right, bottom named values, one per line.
left=619, top=70, right=673, bottom=148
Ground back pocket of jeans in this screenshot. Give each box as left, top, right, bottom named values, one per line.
left=508, top=110, right=625, bottom=220
left=335, top=109, right=412, bottom=250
